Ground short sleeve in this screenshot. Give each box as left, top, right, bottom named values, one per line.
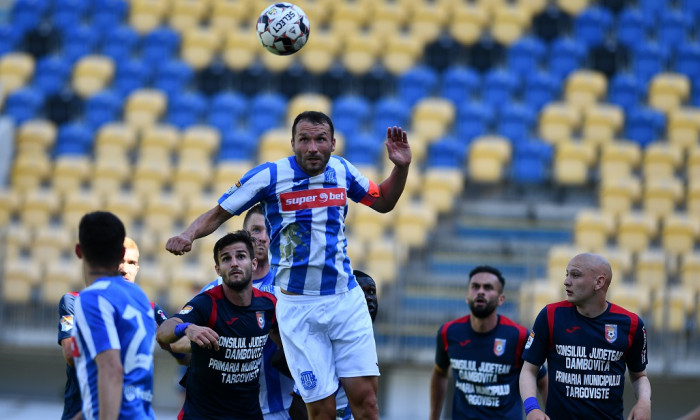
left=522, top=306, right=550, bottom=367
left=57, top=293, right=76, bottom=345
left=153, top=303, right=169, bottom=326
left=173, top=294, right=212, bottom=326
left=434, top=325, right=450, bottom=370
left=626, top=318, right=648, bottom=373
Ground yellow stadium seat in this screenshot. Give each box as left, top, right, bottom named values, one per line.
left=642, top=142, right=682, bottom=181
left=0, top=52, right=35, bottom=94
left=556, top=0, right=590, bottom=15
left=299, top=29, right=340, bottom=75
left=382, top=33, right=423, bottom=76
left=393, top=202, right=436, bottom=248
left=365, top=238, right=400, bottom=288
left=538, top=102, right=581, bottom=145
left=129, top=0, right=168, bottom=34
left=547, top=244, right=583, bottom=282
left=294, top=0, right=329, bottom=28
left=287, top=94, right=332, bottom=127
left=170, top=262, right=214, bottom=291
left=210, top=0, right=251, bottom=34
left=667, top=108, right=700, bottom=153
left=143, top=193, right=181, bottom=235
left=132, top=155, right=171, bottom=198
left=5, top=222, right=31, bottom=253
left=491, top=5, right=530, bottom=46
left=635, top=249, right=667, bottom=293
left=643, top=177, right=683, bottom=221
left=598, top=140, right=641, bottom=182
left=553, top=141, right=595, bottom=185
left=468, top=135, right=512, bottom=183
left=599, top=176, right=641, bottom=217
left=421, top=167, right=464, bottom=214
left=20, top=189, right=60, bottom=229
left=15, top=119, right=56, bottom=154
left=180, top=125, right=221, bottom=158
left=602, top=246, right=633, bottom=279
left=3, top=278, right=33, bottom=304
left=449, top=3, right=488, bottom=46
left=31, top=224, right=73, bottom=267
left=348, top=202, right=392, bottom=242
left=330, top=1, right=368, bottom=36
left=91, top=154, right=131, bottom=199
left=258, top=128, right=291, bottom=163
left=518, top=0, right=547, bottom=15
left=95, top=122, right=138, bottom=154
left=474, top=0, right=507, bottom=12
left=573, top=208, right=614, bottom=251
left=648, top=73, right=690, bottom=114
left=124, top=89, right=167, bottom=130
left=341, top=31, right=380, bottom=75
left=61, top=190, right=103, bottom=231
left=136, top=262, right=169, bottom=298
left=582, top=104, right=624, bottom=149
left=661, top=213, right=698, bottom=256
left=168, top=0, right=209, bottom=33
left=0, top=188, right=20, bottom=226
left=521, top=280, right=561, bottom=326
left=52, top=154, right=91, bottom=197
left=71, top=55, right=115, bottom=98
left=214, top=160, right=255, bottom=193
left=181, top=27, right=221, bottom=70
left=616, top=211, right=657, bottom=254
left=680, top=253, right=700, bottom=294
left=343, top=233, right=367, bottom=269
left=651, top=285, right=693, bottom=332
left=222, top=28, right=259, bottom=71
left=608, top=282, right=650, bottom=315
left=11, top=151, right=51, bottom=192
left=564, top=70, right=607, bottom=111
left=140, top=123, right=180, bottom=155
left=261, top=50, right=297, bottom=73
left=103, top=190, right=143, bottom=229
left=409, top=2, right=448, bottom=44
left=411, top=98, right=455, bottom=143
left=369, top=1, right=408, bottom=39
left=173, top=157, right=213, bottom=200
left=687, top=181, right=700, bottom=219
left=688, top=147, right=700, bottom=184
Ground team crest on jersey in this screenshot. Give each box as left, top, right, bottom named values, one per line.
left=324, top=166, right=337, bottom=185
left=256, top=311, right=265, bottom=328
left=525, top=331, right=534, bottom=349
left=225, top=181, right=241, bottom=196
left=494, top=338, right=506, bottom=356
left=60, top=315, right=74, bottom=332
left=605, top=324, right=618, bottom=343
left=300, top=370, right=317, bottom=390
left=179, top=305, right=193, bottom=315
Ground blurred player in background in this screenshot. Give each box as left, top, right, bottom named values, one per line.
left=157, top=230, right=278, bottom=419
left=429, top=265, right=548, bottom=420
left=520, top=253, right=651, bottom=420
left=58, top=236, right=187, bottom=419
left=71, top=211, right=156, bottom=419
left=166, top=110, right=411, bottom=420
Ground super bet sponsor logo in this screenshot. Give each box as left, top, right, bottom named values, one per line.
left=280, top=187, right=346, bottom=211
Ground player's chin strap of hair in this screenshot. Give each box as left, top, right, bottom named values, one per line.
left=524, top=397, right=540, bottom=416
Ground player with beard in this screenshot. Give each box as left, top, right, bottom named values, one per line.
left=429, top=266, right=547, bottom=420
left=157, top=231, right=278, bottom=420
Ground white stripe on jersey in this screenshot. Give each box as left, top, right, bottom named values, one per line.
left=98, top=295, right=121, bottom=350
left=73, top=297, right=95, bottom=419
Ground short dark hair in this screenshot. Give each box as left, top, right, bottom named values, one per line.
left=78, top=211, right=126, bottom=268
left=292, top=111, right=334, bottom=140
left=353, top=269, right=375, bottom=286
left=468, top=265, right=506, bottom=291
left=213, top=230, right=255, bottom=265
left=243, top=203, right=264, bottom=230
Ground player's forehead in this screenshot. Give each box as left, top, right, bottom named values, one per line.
left=295, top=120, right=331, bottom=137
left=469, top=271, right=499, bottom=287
left=219, top=242, right=251, bottom=257
left=566, top=256, right=589, bottom=273
left=357, top=277, right=376, bottom=291
left=244, top=213, right=266, bottom=229
left=123, top=247, right=139, bottom=262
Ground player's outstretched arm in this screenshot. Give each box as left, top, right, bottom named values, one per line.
left=520, top=361, right=549, bottom=420
left=166, top=205, right=232, bottom=255
left=428, top=365, right=448, bottom=420
left=157, top=318, right=220, bottom=351
left=371, top=126, right=412, bottom=213
left=627, top=370, right=651, bottom=420
left=95, top=349, right=123, bottom=420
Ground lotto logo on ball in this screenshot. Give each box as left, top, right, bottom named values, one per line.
left=256, top=2, right=310, bottom=56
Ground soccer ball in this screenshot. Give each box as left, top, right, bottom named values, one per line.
left=256, top=2, right=310, bottom=56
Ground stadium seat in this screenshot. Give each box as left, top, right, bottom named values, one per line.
left=651, top=285, right=693, bottom=332
left=129, top=0, right=169, bottom=34
left=643, top=177, right=683, bottom=221
left=491, top=4, right=530, bottom=46
left=84, top=90, right=122, bottom=131
left=19, top=189, right=60, bottom=229
left=214, top=159, right=255, bottom=193
left=168, top=0, right=209, bottom=33
left=600, top=175, right=641, bottom=216
left=123, top=89, right=168, bottom=130
left=616, top=8, right=651, bottom=50
left=101, top=25, right=140, bottom=64
left=607, top=73, right=643, bottom=113
left=520, top=279, right=561, bottom=325
left=455, top=101, right=493, bottom=143
left=523, top=71, right=558, bottom=113
left=11, top=150, right=51, bottom=192
left=552, top=141, right=595, bottom=185
left=142, top=193, right=181, bottom=235
left=0, top=189, right=18, bottom=227
left=140, top=124, right=180, bottom=157
left=368, top=0, right=408, bottom=39
left=642, top=142, right=683, bottom=181
left=397, top=65, right=438, bottom=108
left=393, top=202, right=436, bottom=248
left=381, top=32, right=422, bottom=76
left=599, top=141, right=641, bottom=182
left=179, top=125, right=220, bottom=160
left=331, top=95, right=371, bottom=138
left=102, top=190, right=143, bottom=229
left=258, top=128, right=292, bottom=163
left=449, top=2, right=488, bottom=46
left=468, top=135, right=512, bottom=183
left=507, top=36, right=547, bottom=78
left=3, top=259, right=40, bottom=303
left=555, top=0, right=590, bottom=15
left=635, top=249, right=667, bottom=292
left=61, top=190, right=103, bottom=230
left=298, top=29, right=340, bottom=75
left=167, top=91, right=207, bottom=130
left=94, top=122, right=137, bottom=155
left=53, top=122, right=94, bottom=157
left=425, top=137, right=466, bottom=169
left=687, top=181, right=700, bottom=218
left=0, top=23, right=22, bottom=57
left=632, top=41, right=668, bottom=85
left=32, top=55, right=70, bottom=97
left=222, top=27, right=259, bottom=72
left=15, top=119, right=56, bottom=154
left=0, top=52, right=35, bottom=95
left=482, top=68, right=519, bottom=109
left=608, top=282, right=651, bottom=316
left=113, top=59, right=151, bottom=99
left=409, top=2, right=448, bottom=44
left=421, top=167, right=464, bottom=214
left=679, top=253, right=700, bottom=294
left=564, top=69, right=607, bottom=111
left=92, top=0, right=129, bottom=33
left=51, top=154, right=91, bottom=197
left=132, top=154, right=171, bottom=198
left=573, top=208, right=614, bottom=251
left=411, top=98, right=455, bottom=143
left=286, top=93, right=332, bottom=127
left=440, top=66, right=480, bottom=109
left=91, top=153, right=131, bottom=199
left=348, top=202, right=391, bottom=242
left=648, top=73, right=690, bottom=114
left=61, top=24, right=100, bottom=65
left=616, top=211, right=657, bottom=254
left=372, top=97, right=410, bottom=139
left=330, top=1, right=368, bottom=36
left=549, top=37, right=586, bottom=81
left=249, top=92, right=287, bottom=138
left=141, top=27, right=181, bottom=71
left=661, top=213, right=698, bottom=256
left=365, top=238, right=400, bottom=287
left=581, top=104, right=624, bottom=149
left=71, top=55, right=115, bottom=98
left=340, top=31, right=380, bottom=76
left=510, top=140, right=552, bottom=184
left=674, top=42, right=700, bottom=81
left=657, top=9, right=692, bottom=53
left=497, top=102, right=536, bottom=143
left=4, top=87, right=44, bottom=125
left=538, top=102, right=581, bottom=145
left=625, top=106, right=665, bottom=148
left=180, top=27, right=221, bottom=71
left=667, top=108, right=700, bottom=153
left=153, top=59, right=194, bottom=99
left=209, top=0, right=250, bottom=34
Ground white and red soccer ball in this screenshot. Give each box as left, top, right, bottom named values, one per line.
left=256, top=2, right=310, bottom=56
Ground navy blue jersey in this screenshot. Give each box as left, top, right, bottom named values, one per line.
left=58, top=292, right=81, bottom=420
left=435, top=314, right=529, bottom=420
left=175, top=285, right=277, bottom=420
left=522, top=301, right=648, bottom=420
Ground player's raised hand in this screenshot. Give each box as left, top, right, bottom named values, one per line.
left=185, top=324, right=220, bottom=351
left=385, top=126, right=411, bottom=168
left=166, top=234, right=193, bottom=256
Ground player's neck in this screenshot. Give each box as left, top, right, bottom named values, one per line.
left=223, top=284, right=253, bottom=306
left=576, top=299, right=608, bottom=318
left=470, top=313, right=498, bottom=333
left=83, top=263, right=120, bottom=286
left=253, top=260, right=270, bottom=281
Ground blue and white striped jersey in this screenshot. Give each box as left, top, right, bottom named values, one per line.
left=72, top=276, right=156, bottom=420
left=218, top=156, right=379, bottom=296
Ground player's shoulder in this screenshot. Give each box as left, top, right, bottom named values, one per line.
left=440, top=314, right=470, bottom=332
left=252, top=287, right=277, bottom=306
left=59, top=291, right=79, bottom=306
left=607, top=301, right=643, bottom=322
left=497, top=314, right=529, bottom=333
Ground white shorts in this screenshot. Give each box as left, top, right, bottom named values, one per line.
left=264, top=411, right=291, bottom=420
left=276, top=286, right=379, bottom=403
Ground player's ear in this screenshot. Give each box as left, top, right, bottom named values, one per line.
left=75, top=244, right=82, bottom=259
left=251, top=257, right=258, bottom=272
left=290, top=137, right=296, bottom=151
left=331, top=137, right=336, bottom=152
left=497, top=293, right=506, bottom=306
left=214, top=265, right=221, bottom=276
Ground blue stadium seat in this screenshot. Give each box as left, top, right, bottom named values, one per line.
left=33, top=55, right=70, bottom=96
left=616, top=8, right=651, bottom=51
left=142, top=27, right=181, bottom=71
left=632, top=41, right=668, bottom=85
left=61, top=24, right=100, bottom=64
left=167, top=91, right=206, bottom=129
left=440, top=66, right=480, bottom=110
left=248, top=92, right=287, bottom=137
left=511, top=140, right=552, bottom=184
left=674, top=42, right=700, bottom=80
left=219, top=129, right=258, bottom=161
left=625, top=106, right=666, bottom=148
left=454, top=101, right=493, bottom=143
left=573, top=6, right=614, bottom=48
left=4, top=88, right=44, bottom=125
left=91, top=0, right=129, bottom=34
left=657, top=9, right=692, bottom=53
left=682, top=0, right=700, bottom=22
left=372, top=97, right=410, bottom=138
left=523, top=71, right=558, bottom=113
left=153, top=59, right=193, bottom=98
left=113, top=59, right=151, bottom=99
left=50, top=0, right=88, bottom=34
left=608, top=73, right=643, bottom=113
left=342, top=133, right=382, bottom=166
left=638, top=0, right=668, bottom=23
left=332, top=95, right=371, bottom=138
left=10, top=0, right=48, bottom=34
left=426, top=137, right=467, bottom=168
left=102, top=25, right=140, bottom=64
left=53, top=122, right=94, bottom=156
left=549, top=38, right=586, bottom=81
left=84, top=90, right=121, bottom=130
left=497, top=103, right=536, bottom=144
left=507, top=36, right=547, bottom=78
left=482, top=68, right=519, bottom=109
left=397, top=65, right=439, bottom=108
left=207, top=92, right=248, bottom=133
left=0, top=24, right=23, bottom=56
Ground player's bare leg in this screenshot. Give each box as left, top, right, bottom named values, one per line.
left=340, top=376, right=379, bottom=420
left=306, top=394, right=336, bottom=420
